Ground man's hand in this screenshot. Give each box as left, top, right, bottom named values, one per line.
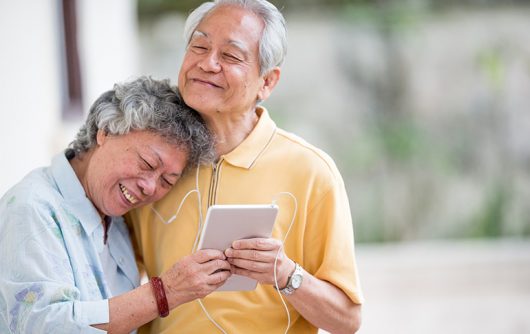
left=224, top=238, right=295, bottom=288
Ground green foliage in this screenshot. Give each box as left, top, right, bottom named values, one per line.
left=468, top=182, right=509, bottom=238
left=476, top=47, right=506, bottom=90
left=138, top=0, right=287, bottom=18
left=355, top=202, right=388, bottom=243
left=138, top=0, right=530, bottom=19
left=136, top=0, right=530, bottom=243
left=374, top=117, right=426, bottom=163
left=339, top=2, right=426, bottom=30
left=138, top=0, right=202, bottom=18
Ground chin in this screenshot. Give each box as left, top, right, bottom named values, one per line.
left=107, top=207, right=129, bottom=217
left=186, top=95, right=210, bottom=108
left=183, top=91, right=218, bottom=110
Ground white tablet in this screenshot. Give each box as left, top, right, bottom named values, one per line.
left=197, top=204, right=279, bottom=291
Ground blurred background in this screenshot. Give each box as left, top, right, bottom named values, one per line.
left=1, top=0, right=529, bottom=333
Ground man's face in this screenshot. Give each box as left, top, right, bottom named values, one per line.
left=178, top=5, right=266, bottom=118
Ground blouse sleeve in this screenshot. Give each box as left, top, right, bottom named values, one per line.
left=0, top=199, right=109, bottom=333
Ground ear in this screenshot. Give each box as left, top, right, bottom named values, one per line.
left=257, top=67, right=281, bottom=101
left=96, top=129, right=108, bottom=146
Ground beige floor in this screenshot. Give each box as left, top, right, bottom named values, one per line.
left=320, top=238, right=530, bottom=334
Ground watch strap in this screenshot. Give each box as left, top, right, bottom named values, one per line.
left=279, top=262, right=303, bottom=296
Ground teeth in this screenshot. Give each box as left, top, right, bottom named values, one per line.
left=120, top=184, right=138, bottom=204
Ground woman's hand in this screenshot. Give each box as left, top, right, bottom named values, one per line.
left=161, top=249, right=231, bottom=308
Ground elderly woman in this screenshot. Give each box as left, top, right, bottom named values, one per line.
left=0, top=77, right=231, bottom=334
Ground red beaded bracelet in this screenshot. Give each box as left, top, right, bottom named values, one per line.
left=150, top=276, right=169, bottom=318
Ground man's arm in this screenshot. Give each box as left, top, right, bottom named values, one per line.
left=278, top=258, right=362, bottom=333
left=225, top=238, right=361, bottom=334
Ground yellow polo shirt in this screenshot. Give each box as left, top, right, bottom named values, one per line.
left=127, top=107, right=363, bottom=333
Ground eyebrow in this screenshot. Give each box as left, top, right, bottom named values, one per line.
left=192, top=30, right=250, bottom=56
left=191, top=30, right=207, bottom=40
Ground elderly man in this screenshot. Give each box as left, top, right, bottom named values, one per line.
left=127, top=1, right=363, bottom=333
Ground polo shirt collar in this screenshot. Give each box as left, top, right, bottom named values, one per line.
left=221, top=106, right=277, bottom=169
left=50, top=151, right=102, bottom=237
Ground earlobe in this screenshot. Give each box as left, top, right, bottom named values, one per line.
left=257, top=67, right=281, bottom=101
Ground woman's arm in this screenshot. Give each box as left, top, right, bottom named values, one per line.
left=0, top=201, right=230, bottom=334
left=93, top=249, right=231, bottom=334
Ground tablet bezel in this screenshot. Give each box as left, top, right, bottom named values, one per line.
left=197, top=204, right=279, bottom=291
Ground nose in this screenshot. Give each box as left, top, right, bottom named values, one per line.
left=138, top=177, right=156, bottom=197
left=198, top=51, right=221, bottom=73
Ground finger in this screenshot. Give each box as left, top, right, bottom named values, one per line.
left=207, top=269, right=232, bottom=285
left=225, top=248, right=274, bottom=263
left=193, top=249, right=227, bottom=263
left=231, top=238, right=281, bottom=251
left=227, top=258, right=270, bottom=273
left=230, top=267, right=268, bottom=283
left=205, top=259, right=231, bottom=274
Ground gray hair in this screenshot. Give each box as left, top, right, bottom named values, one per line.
left=69, top=76, right=214, bottom=168
left=183, top=0, right=287, bottom=76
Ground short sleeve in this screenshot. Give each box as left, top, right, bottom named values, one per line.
left=303, top=171, right=364, bottom=305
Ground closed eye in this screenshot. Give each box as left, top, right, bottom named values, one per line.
left=141, top=157, right=154, bottom=170
left=223, top=52, right=243, bottom=63
left=161, top=177, right=174, bottom=187
left=190, top=45, right=208, bottom=54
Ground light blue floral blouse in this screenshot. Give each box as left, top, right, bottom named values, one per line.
left=0, top=153, right=140, bottom=333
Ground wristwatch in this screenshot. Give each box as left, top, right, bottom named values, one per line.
left=279, top=262, right=304, bottom=295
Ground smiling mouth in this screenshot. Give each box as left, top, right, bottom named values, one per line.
left=119, top=184, right=138, bottom=204
left=192, top=78, right=221, bottom=88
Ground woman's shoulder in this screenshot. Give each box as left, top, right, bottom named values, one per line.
left=1, top=166, right=60, bottom=210
left=0, top=166, right=65, bottom=236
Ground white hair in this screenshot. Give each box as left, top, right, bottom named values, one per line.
left=69, top=76, right=214, bottom=167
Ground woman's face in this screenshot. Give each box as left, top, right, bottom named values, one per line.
left=84, top=130, right=188, bottom=217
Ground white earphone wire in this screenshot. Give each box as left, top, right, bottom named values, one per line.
left=272, top=192, right=298, bottom=334
left=152, top=164, right=298, bottom=334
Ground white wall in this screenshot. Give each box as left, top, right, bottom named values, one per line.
left=0, top=0, right=139, bottom=195
left=77, top=0, right=140, bottom=107
left=0, top=0, right=62, bottom=195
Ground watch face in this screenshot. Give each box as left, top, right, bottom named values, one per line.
left=291, top=275, right=302, bottom=289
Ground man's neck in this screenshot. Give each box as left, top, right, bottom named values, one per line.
left=206, top=109, right=260, bottom=156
